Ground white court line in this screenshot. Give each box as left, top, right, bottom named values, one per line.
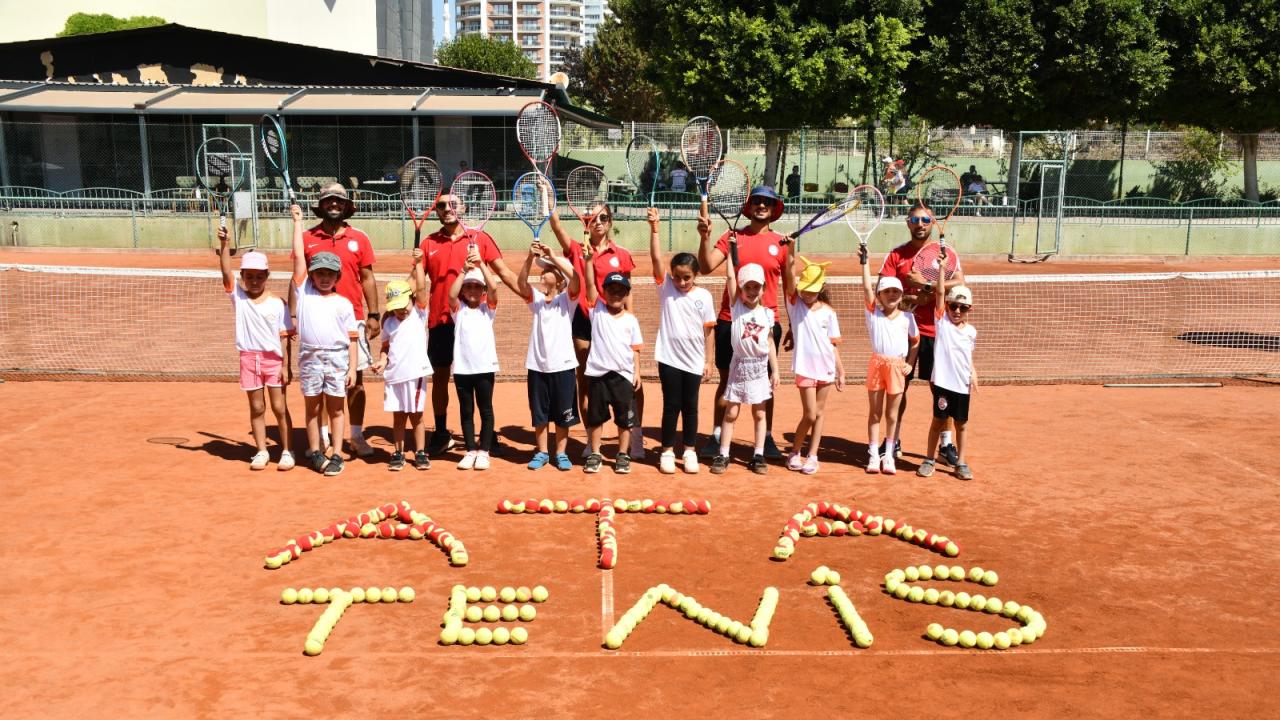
left=601, top=571, right=615, bottom=636
left=1118, top=409, right=1278, bottom=486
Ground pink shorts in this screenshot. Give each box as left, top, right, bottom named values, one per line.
left=795, top=374, right=832, bottom=389
left=866, top=353, right=908, bottom=395
left=239, top=350, right=284, bottom=391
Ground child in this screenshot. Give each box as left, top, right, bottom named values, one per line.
left=290, top=204, right=358, bottom=476
left=371, top=247, right=432, bottom=471
left=918, top=252, right=978, bottom=481
left=218, top=227, right=293, bottom=471
left=784, top=255, right=845, bottom=475
left=861, top=245, right=919, bottom=475
left=582, top=254, right=644, bottom=474
left=517, top=241, right=581, bottom=471
left=713, top=262, right=780, bottom=475
left=448, top=249, right=500, bottom=470
left=648, top=206, right=716, bottom=474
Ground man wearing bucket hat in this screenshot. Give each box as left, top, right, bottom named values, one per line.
left=697, top=185, right=789, bottom=460
left=298, top=182, right=380, bottom=458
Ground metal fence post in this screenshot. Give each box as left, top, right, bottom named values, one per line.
left=131, top=199, right=140, bottom=248
left=137, top=114, right=152, bottom=197
left=1185, top=207, right=1193, bottom=255
left=0, top=116, right=10, bottom=188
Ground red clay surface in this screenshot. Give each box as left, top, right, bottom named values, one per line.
left=2, top=380, right=1278, bottom=717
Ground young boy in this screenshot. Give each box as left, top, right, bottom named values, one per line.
left=917, top=249, right=977, bottom=481
left=372, top=247, right=432, bottom=471
left=517, top=241, right=581, bottom=471
left=582, top=256, right=644, bottom=474
left=290, top=204, right=359, bottom=476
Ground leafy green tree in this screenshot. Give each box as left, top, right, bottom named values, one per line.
left=57, top=12, right=166, bottom=36
left=1150, top=127, right=1229, bottom=201
left=435, top=34, right=537, bottom=80
left=579, top=19, right=670, bottom=122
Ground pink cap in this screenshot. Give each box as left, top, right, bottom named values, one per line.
left=239, top=251, right=269, bottom=271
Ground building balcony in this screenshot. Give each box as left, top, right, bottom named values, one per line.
left=492, top=21, right=513, bottom=30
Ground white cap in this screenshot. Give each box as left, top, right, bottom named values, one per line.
left=461, top=268, right=486, bottom=285
left=737, top=263, right=765, bottom=287
left=876, top=276, right=903, bottom=293
left=946, top=285, right=973, bottom=304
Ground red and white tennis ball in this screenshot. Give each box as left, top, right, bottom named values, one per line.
left=497, top=500, right=513, bottom=514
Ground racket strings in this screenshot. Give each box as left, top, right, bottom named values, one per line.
left=399, top=159, right=443, bottom=215
left=916, top=166, right=962, bottom=221
left=849, top=186, right=885, bottom=236
left=680, top=118, right=721, bottom=177
left=451, top=172, right=496, bottom=229
left=707, top=160, right=749, bottom=218
left=625, top=136, right=659, bottom=193
left=566, top=167, right=605, bottom=217
left=513, top=173, right=555, bottom=222
left=516, top=105, right=560, bottom=163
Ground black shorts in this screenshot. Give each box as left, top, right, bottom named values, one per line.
left=528, top=369, right=580, bottom=428
left=931, top=385, right=971, bottom=423
left=427, top=320, right=455, bottom=370
left=572, top=304, right=592, bottom=342
left=907, top=334, right=935, bottom=384
left=715, top=318, right=782, bottom=371
left=585, top=372, right=636, bottom=428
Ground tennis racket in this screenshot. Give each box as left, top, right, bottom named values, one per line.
left=785, top=185, right=884, bottom=249
left=513, top=171, right=555, bottom=246
left=399, top=156, right=442, bottom=250
left=516, top=100, right=561, bottom=177
left=566, top=165, right=607, bottom=243
left=625, top=133, right=661, bottom=206
left=910, top=241, right=959, bottom=295
left=195, top=137, right=248, bottom=256
left=706, top=158, right=750, bottom=271
left=259, top=114, right=295, bottom=207
left=680, top=116, right=722, bottom=209
left=914, top=165, right=963, bottom=249
left=450, top=170, right=496, bottom=252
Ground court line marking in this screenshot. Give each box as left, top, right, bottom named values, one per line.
left=601, top=570, right=615, bottom=635
left=1117, top=409, right=1277, bottom=486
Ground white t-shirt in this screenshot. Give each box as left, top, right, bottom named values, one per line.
left=585, top=300, right=644, bottom=383
left=381, top=304, right=432, bottom=384
left=932, top=313, right=977, bottom=394
left=228, top=285, right=291, bottom=354
left=787, top=299, right=841, bottom=381
left=525, top=288, right=579, bottom=373
left=864, top=303, right=918, bottom=357
left=654, top=276, right=716, bottom=375
left=730, top=299, right=774, bottom=361
left=670, top=168, right=689, bottom=192
left=295, top=277, right=357, bottom=350
left=451, top=302, right=499, bottom=375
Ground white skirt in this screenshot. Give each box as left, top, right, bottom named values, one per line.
left=723, top=354, right=772, bottom=405
left=384, top=376, right=428, bottom=413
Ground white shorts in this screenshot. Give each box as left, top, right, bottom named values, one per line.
left=384, top=377, right=428, bottom=414
left=299, top=346, right=349, bottom=398
left=723, top=355, right=772, bottom=406
left=356, top=321, right=373, bottom=372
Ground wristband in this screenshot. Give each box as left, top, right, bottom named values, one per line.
left=367, top=312, right=380, bottom=322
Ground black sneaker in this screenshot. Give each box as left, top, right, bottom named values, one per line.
left=414, top=450, right=431, bottom=470
left=762, top=435, right=783, bottom=460
left=323, top=454, right=345, bottom=477
left=748, top=454, right=768, bottom=475
left=584, top=452, right=604, bottom=474
left=426, top=429, right=456, bottom=457
left=939, top=443, right=960, bottom=467
left=614, top=452, right=631, bottom=474
left=710, top=455, right=730, bottom=474
left=308, top=450, right=327, bottom=472
left=389, top=451, right=405, bottom=471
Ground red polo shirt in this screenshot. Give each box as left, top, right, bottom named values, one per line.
left=878, top=241, right=964, bottom=338
left=713, top=227, right=788, bottom=321
left=301, top=223, right=375, bottom=319
left=422, top=227, right=503, bottom=327
left=567, top=239, right=635, bottom=313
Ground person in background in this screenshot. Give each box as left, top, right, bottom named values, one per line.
left=785, top=165, right=802, bottom=199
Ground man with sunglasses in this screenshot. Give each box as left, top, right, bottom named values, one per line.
left=421, top=193, right=522, bottom=457
left=878, top=202, right=967, bottom=465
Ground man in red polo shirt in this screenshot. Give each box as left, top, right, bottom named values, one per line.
left=421, top=192, right=522, bottom=456
left=878, top=201, right=967, bottom=465
left=299, top=183, right=380, bottom=458
left=697, top=185, right=788, bottom=461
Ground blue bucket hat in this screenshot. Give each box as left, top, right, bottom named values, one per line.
left=744, top=185, right=784, bottom=222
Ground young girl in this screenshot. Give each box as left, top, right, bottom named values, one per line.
left=860, top=246, right=919, bottom=475
left=713, top=262, right=780, bottom=475
left=517, top=241, right=581, bottom=471
left=648, top=207, right=716, bottom=474
left=218, top=227, right=293, bottom=471
left=372, top=247, right=432, bottom=472
left=784, top=255, right=845, bottom=475
left=448, top=249, right=500, bottom=470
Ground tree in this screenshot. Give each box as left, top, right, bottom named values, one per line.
left=557, top=45, right=590, bottom=103
left=613, top=0, right=920, bottom=185
left=435, top=34, right=537, bottom=80
left=57, top=12, right=166, bottom=36
left=579, top=19, right=669, bottom=122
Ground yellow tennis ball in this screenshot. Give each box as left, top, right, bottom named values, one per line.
left=501, top=604, right=519, bottom=621
left=926, top=623, right=945, bottom=641
left=365, top=587, right=382, bottom=603
left=938, top=590, right=956, bottom=607
left=465, top=606, right=483, bottom=622
left=1007, top=628, right=1024, bottom=646
left=381, top=586, right=396, bottom=601
left=474, top=627, right=493, bottom=646
left=304, top=639, right=324, bottom=656
left=941, top=628, right=959, bottom=646
left=985, top=597, right=1003, bottom=614
left=949, top=565, right=965, bottom=580
left=954, top=591, right=971, bottom=609
left=907, top=586, right=925, bottom=603
left=457, top=627, right=476, bottom=646
left=349, top=587, right=366, bottom=603
left=981, top=570, right=999, bottom=586
left=993, top=631, right=1011, bottom=650
left=968, top=567, right=985, bottom=583
left=904, top=566, right=920, bottom=581
left=519, top=604, right=537, bottom=621
left=923, top=588, right=940, bottom=605
left=976, top=631, right=994, bottom=650
left=483, top=605, right=501, bottom=622
left=958, top=630, right=977, bottom=648
left=825, top=570, right=842, bottom=586
left=312, top=588, right=329, bottom=604
left=499, top=586, right=517, bottom=603
left=934, top=564, right=951, bottom=581
left=465, top=586, right=482, bottom=602
left=531, top=585, right=549, bottom=602
left=439, top=627, right=459, bottom=645
left=917, top=565, right=933, bottom=581
left=605, top=630, right=624, bottom=649
left=969, top=593, right=987, bottom=610
left=515, top=586, right=533, bottom=602
left=809, top=566, right=829, bottom=585
left=399, top=587, right=415, bottom=603
left=510, top=627, right=529, bottom=644
left=297, top=588, right=314, bottom=604
left=281, top=588, right=298, bottom=604
left=492, top=627, right=510, bottom=645
left=893, top=583, right=911, bottom=599
left=480, top=586, right=497, bottom=602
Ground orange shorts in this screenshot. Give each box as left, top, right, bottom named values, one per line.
left=866, top=353, right=908, bottom=395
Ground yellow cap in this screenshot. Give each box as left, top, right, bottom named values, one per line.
left=795, top=256, right=831, bottom=293
left=384, top=280, right=413, bottom=311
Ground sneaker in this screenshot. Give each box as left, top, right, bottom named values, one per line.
left=584, top=452, right=604, bottom=473
left=614, top=452, right=631, bottom=474
left=787, top=452, right=804, bottom=471
left=801, top=456, right=820, bottom=475
left=895, top=439, right=903, bottom=459
left=629, top=434, right=646, bottom=460
left=474, top=450, right=490, bottom=470
left=954, top=462, right=973, bottom=481
left=414, top=450, right=431, bottom=470
left=763, top=434, right=783, bottom=460
left=554, top=453, right=572, bottom=471
left=426, top=430, right=456, bottom=457
left=277, top=450, right=295, bottom=472
left=748, top=454, right=768, bottom=475
left=881, top=454, right=897, bottom=475
left=940, top=443, right=960, bottom=467
left=389, top=451, right=405, bottom=471
left=308, top=450, right=327, bottom=472
left=350, top=435, right=374, bottom=458
left=249, top=450, right=269, bottom=471
left=699, top=436, right=721, bottom=460
left=659, top=450, right=677, bottom=475
left=528, top=451, right=551, bottom=470
left=710, top=455, right=730, bottom=474
left=323, top=454, right=345, bottom=477
left=865, top=452, right=881, bottom=474
left=457, top=450, right=478, bottom=470
left=916, top=459, right=936, bottom=477
left=682, top=449, right=700, bottom=474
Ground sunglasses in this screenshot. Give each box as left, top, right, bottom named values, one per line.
left=435, top=201, right=455, bottom=211
left=948, top=302, right=971, bottom=312
left=592, top=214, right=612, bottom=223
left=907, top=216, right=934, bottom=225
left=748, top=197, right=774, bottom=206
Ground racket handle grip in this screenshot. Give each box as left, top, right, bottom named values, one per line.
left=219, top=213, right=227, bottom=230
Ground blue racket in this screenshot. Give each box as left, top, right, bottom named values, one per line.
left=513, top=171, right=555, bottom=245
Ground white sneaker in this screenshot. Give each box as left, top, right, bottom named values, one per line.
left=350, top=435, right=374, bottom=458
left=630, top=433, right=646, bottom=459
left=865, top=452, right=881, bottom=474
left=457, top=450, right=478, bottom=470
left=881, top=454, right=897, bottom=475
left=277, top=450, right=295, bottom=472
left=474, top=450, right=490, bottom=470
left=250, top=450, right=269, bottom=470
left=659, top=450, right=677, bottom=474
left=682, top=449, right=700, bottom=474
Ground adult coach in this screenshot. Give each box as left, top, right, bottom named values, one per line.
left=878, top=202, right=967, bottom=464
left=421, top=192, right=522, bottom=456
left=299, top=183, right=379, bottom=458
left=697, top=185, right=788, bottom=460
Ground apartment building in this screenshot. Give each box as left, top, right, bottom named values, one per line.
left=453, top=0, right=604, bottom=79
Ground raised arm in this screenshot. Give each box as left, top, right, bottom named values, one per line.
left=725, top=241, right=738, bottom=299
left=647, top=206, right=664, bottom=283
left=782, top=245, right=797, bottom=301
left=479, top=254, right=500, bottom=309
left=557, top=252, right=580, bottom=300
left=217, top=226, right=235, bottom=291
left=935, top=247, right=949, bottom=319
left=410, top=247, right=429, bottom=307
left=448, top=256, right=471, bottom=311
left=696, top=208, right=725, bottom=273
left=516, top=247, right=536, bottom=303
left=289, top=204, right=306, bottom=288
left=860, top=246, right=875, bottom=306
left=547, top=210, right=574, bottom=255
left=583, top=245, right=598, bottom=306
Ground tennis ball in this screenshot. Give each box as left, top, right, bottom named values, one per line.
left=907, top=586, right=925, bottom=603
left=439, top=626, right=459, bottom=645
left=941, top=629, right=959, bottom=646
left=886, top=569, right=907, bottom=583
left=554, top=500, right=569, bottom=513
left=492, top=627, right=510, bottom=645
left=932, top=565, right=950, bottom=581
left=715, top=615, right=733, bottom=634
left=1016, top=606, right=1035, bottom=624
left=515, top=586, right=533, bottom=602
left=510, top=627, right=529, bottom=645
left=748, top=629, right=768, bottom=647
left=304, top=639, right=324, bottom=656
left=501, top=604, right=519, bottom=621
left=734, top=625, right=753, bottom=644
left=316, top=587, right=334, bottom=604
left=605, top=629, right=624, bottom=649
left=958, top=630, right=977, bottom=648
left=457, top=627, right=476, bottom=646
left=465, top=606, right=483, bottom=622
left=483, top=605, right=501, bottom=622
left=893, top=583, right=911, bottom=600
left=981, top=570, right=999, bottom=586
left=297, top=588, right=314, bottom=604
left=399, top=587, right=415, bottom=603
left=532, top=585, right=549, bottom=602
left=917, top=565, right=933, bottom=581
left=944, top=542, right=960, bottom=557
left=938, top=590, right=956, bottom=607
left=976, top=631, right=994, bottom=650
left=885, top=578, right=901, bottom=594
left=968, top=567, right=985, bottom=583
left=904, top=566, right=920, bottom=581
left=499, top=586, right=517, bottom=603
left=462, top=586, right=479, bottom=602
left=727, top=620, right=744, bottom=639
left=985, top=597, right=1003, bottom=615
left=480, top=586, right=497, bottom=602
left=810, top=566, right=829, bottom=585
left=281, top=588, right=298, bottom=605
left=1002, top=600, right=1022, bottom=618
left=969, top=593, right=987, bottom=610
left=923, top=588, right=940, bottom=605
left=349, top=587, right=366, bottom=603
left=926, top=623, right=945, bottom=641
left=381, top=585, right=398, bottom=600
left=519, top=604, right=537, bottom=621
left=826, top=570, right=842, bottom=586
left=1020, top=626, right=1038, bottom=645
left=265, top=556, right=283, bottom=569
left=993, top=632, right=1011, bottom=650
left=696, top=607, right=713, bottom=625
left=954, top=591, right=971, bottom=609
left=475, top=627, right=493, bottom=646
left=364, top=586, right=381, bottom=603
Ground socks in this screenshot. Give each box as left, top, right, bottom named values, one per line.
left=941, top=431, right=953, bottom=447
left=320, top=427, right=331, bottom=448
left=712, top=427, right=721, bottom=441
left=753, top=444, right=764, bottom=456
left=869, top=436, right=880, bottom=458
